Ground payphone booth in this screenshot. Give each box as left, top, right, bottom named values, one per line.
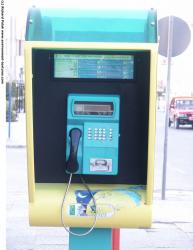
left=25, top=7, right=157, bottom=250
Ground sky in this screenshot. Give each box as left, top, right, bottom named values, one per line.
left=6, top=0, right=193, bottom=15
left=5, top=0, right=193, bottom=95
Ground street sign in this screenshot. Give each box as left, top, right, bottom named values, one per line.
left=158, top=16, right=191, bottom=57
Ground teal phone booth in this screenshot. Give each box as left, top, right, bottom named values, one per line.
left=25, top=7, right=157, bottom=250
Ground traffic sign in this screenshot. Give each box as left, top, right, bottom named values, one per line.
left=158, top=16, right=191, bottom=57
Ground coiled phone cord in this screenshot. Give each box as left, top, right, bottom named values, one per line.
left=61, top=173, right=98, bottom=236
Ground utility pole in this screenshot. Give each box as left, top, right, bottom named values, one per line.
left=161, top=16, right=174, bottom=200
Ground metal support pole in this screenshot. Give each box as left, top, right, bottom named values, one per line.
left=112, top=229, right=120, bottom=250
left=161, top=16, right=174, bottom=200
left=8, top=82, right=12, bottom=138
left=69, top=228, right=112, bottom=250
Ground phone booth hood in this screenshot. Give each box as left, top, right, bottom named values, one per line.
left=26, top=8, right=157, bottom=42
left=25, top=7, right=158, bottom=228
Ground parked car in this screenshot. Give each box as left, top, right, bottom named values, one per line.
left=169, top=96, right=193, bottom=129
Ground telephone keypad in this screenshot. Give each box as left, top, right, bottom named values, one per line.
left=87, top=128, right=113, bottom=141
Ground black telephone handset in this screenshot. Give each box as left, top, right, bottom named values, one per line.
left=66, top=128, right=82, bottom=173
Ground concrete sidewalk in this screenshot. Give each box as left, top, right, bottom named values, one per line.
left=6, top=113, right=193, bottom=249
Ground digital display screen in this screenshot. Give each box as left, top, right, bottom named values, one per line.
left=54, top=54, right=134, bottom=79
left=74, top=101, right=113, bottom=115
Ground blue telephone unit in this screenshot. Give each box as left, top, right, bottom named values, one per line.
left=66, top=94, right=120, bottom=175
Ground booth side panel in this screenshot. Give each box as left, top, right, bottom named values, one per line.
left=146, top=46, right=158, bottom=205
left=24, top=42, right=35, bottom=203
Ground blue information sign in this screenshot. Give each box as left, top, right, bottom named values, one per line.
left=54, top=54, right=134, bottom=79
